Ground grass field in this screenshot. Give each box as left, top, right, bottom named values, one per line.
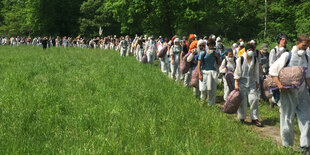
left=0, top=46, right=297, bottom=154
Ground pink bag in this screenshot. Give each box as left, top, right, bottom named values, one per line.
left=225, top=71, right=235, bottom=91
left=180, top=52, right=192, bottom=74
left=157, top=46, right=168, bottom=58
left=190, top=66, right=199, bottom=88
left=265, top=66, right=305, bottom=90
left=141, top=55, right=147, bottom=63
left=222, top=90, right=242, bottom=114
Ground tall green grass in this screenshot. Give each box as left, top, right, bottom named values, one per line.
left=0, top=46, right=296, bottom=154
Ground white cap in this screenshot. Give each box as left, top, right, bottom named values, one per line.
left=174, top=38, right=180, bottom=44
left=239, top=41, right=244, bottom=46
left=250, top=40, right=256, bottom=44
left=216, top=37, right=221, bottom=42
left=211, top=35, right=216, bottom=40
left=232, top=43, right=237, bottom=48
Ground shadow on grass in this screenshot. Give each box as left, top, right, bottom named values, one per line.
left=262, top=117, right=278, bottom=126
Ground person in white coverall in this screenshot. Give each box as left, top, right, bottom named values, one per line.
left=145, top=36, right=157, bottom=64
left=234, top=44, right=263, bottom=127
left=269, top=34, right=310, bottom=152
left=219, top=49, right=236, bottom=101
left=170, top=38, right=183, bottom=81
left=136, top=39, right=144, bottom=62
left=120, top=36, right=128, bottom=57
left=158, top=38, right=168, bottom=74
left=268, top=33, right=289, bottom=107
left=198, top=39, right=221, bottom=106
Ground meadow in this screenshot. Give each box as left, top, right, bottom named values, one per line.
left=0, top=46, right=297, bottom=154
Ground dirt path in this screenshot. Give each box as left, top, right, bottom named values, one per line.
left=253, top=123, right=282, bottom=146
left=215, top=98, right=283, bottom=147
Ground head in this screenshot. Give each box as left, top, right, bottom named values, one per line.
left=216, top=37, right=221, bottom=43
left=189, top=34, right=195, bottom=42
left=261, top=43, right=268, bottom=53
left=138, top=39, right=142, bottom=45
left=226, top=49, right=234, bottom=58
left=249, top=40, right=257, bottom=50
left=239, top=41, right=245, bottom=49
left=197, top=40, right=206, bottom=51
left=277, top=33, right=288, bottom=48
left=297, top=34, right=310, bottom=51
left=245, top=44, right=255, bottom=57
left=160, top=38, right=164, bottom=43
left=207, top=39, right=216, bottom=49
left=174, top=38, right=180, bottom=45
left=232, top=43, right=238, bottom=49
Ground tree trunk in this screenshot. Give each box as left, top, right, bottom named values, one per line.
left=264, top=0, right=267, bottom=39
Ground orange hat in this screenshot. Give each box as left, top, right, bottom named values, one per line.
left=188, top=40, right=198, bottom=53
left=189, top=34, right=195, bottom=39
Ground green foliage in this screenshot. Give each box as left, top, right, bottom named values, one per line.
left=1, top=0, right=310, bottom=41
left=0, top=46, right=298, bottom=154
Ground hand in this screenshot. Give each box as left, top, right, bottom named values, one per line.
left=235, top=85, right=239, bottom=91
left=171, top=60, right=174, bottom=65
left=278, top=84, right=288, bottom=92
left=199, top=74, right=203, bottom=81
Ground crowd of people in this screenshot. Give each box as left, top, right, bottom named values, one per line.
left=1, top=33, right=310, bottom=153
left=0, top=36, right=120, bottom=49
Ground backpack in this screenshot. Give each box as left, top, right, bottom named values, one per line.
left=218, top=57, right=236, bottom=79
left=240, top=55, right=257, bottom=66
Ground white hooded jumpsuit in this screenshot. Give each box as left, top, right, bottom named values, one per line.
left=234, top=54, right=260, bottom=121
left=170, top=43, right=182, bottom=81
left=120, top=39, right=128, bottom=57
left=269, top=46, right=310, bottom=148
left=145, top=40, right=157, bottom=64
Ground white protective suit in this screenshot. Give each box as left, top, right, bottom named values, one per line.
left=269, top=46, right=287, bottom=67
left=120, top=39, right=128, bottom=57
left=269, top=46, right=310, bottom=148
left=234, top=55, right=260, bottom=121
left=219, top=57, right=236, bottom=101
left=158, top=42, right=169, bottom=74
left=145, top=40, right=157, bottom=64
left=170, top=44, right=182, bottom=81
left=137, top=44, right=144, bottom=62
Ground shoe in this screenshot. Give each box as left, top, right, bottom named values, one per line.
left=240, top=119, right=245, bottom=124
left=252, top=120, right=263, bottom=127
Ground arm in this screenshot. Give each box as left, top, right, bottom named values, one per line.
left=219, top=59, right=227, bottom=73
left=180, top=50, right=184, bottom=60
left=234, top=57, right=242, bottom=91
left=259, top=63, right=266, bottom=75
left=272, top=76, right=286, bottom=91
left=214, top=53, right=221, bottom=65
left=254, top=58, right=260, bottom=89
left=235, top=79, right=239, bottom=91
left=198, top=60, right=202, bottom=81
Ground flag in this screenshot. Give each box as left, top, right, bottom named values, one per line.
left=99, top=27, right=102, bottom=36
